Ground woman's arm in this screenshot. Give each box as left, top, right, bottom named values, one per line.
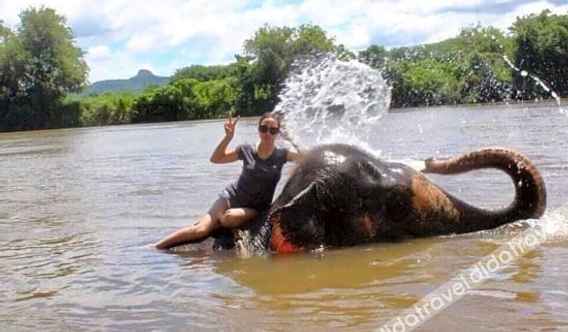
left=209, top=136, right=240, bottom=164
left=286, top=149, right=303, bottom=162
left=210, top=115, right=240, bottom=164
left=280, top=126, right=303, bottom=162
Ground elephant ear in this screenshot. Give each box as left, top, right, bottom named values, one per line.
left=269, top=182, right=325, bottom=251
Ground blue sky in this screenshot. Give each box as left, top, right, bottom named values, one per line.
left=1, top=0, right=567, bottom=82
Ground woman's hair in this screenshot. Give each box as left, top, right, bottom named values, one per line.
left=258, top=112, right=282, bottom=128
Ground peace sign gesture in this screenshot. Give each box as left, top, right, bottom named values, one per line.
left=224, top=113, right=239, bottom=139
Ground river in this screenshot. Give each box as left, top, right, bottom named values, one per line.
left=1, top=102, right=567, bottom=331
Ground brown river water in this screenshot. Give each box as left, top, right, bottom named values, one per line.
left=1, top=103, right=567, bottom=331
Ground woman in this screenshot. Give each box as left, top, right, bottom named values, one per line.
left=154, top=112, right=301, bottom=250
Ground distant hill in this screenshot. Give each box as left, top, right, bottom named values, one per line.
left=83, top=69, right=170, bottom=95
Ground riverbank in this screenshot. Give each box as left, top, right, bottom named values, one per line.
left=1, top=98, right=566, bottom=135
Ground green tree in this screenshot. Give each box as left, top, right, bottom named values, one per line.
left=456, top=26, right=512, bottom=55
left=0, top=20, right=9, bottom=37
left=132, top=79, right=200, bottom=122
left=452, top=27, right=513, bottom=103
left=17, top=7, right=88, bottom=129
left=389, top=59, right=462, bottom=107
left=193, top=78, right=237, bottom=118
left=0, top=21, right=31, bottom=130
left=242, top=24, right=337, bottom=111
left=358, top=45, right=388, bottom=69
left=232, top=56, right=258, bottom=116
left=335, top=44, right=356, bottom=61
left=366, top=24, right=516, bottom=107
left=66, top=91, right=138, bottom=126
left=511, top=10, right=568, bottom=99
left=172, top=64, right=237, bottom=82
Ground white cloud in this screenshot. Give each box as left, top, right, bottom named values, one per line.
left=86, top=45, right=111, bottom=61
left=493, top=1, right=568, bottom=32
left=2, top=0, right=567, bottom=81
left=85, top=48, right=159, bottom=83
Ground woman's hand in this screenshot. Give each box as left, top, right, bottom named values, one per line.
left=224, top=114, right=239, bottom=139
left=211, top=114, right=241, bottom=163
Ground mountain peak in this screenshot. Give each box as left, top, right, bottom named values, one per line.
left=84, top=69, right=170, bottom=95
left=136, top=69, right=155, bottom=78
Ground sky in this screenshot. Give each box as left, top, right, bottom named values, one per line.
left=1, top=0, right=567, bottom=83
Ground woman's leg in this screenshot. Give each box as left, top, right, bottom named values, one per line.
left=153, top=198, right=228, bottom=250
left=219, top=207, right=259, bottom=228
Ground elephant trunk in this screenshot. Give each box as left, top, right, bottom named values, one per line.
left=423, top=147, right=546, bottom=233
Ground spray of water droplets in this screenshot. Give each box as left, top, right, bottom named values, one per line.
left=275, top=54, right=391, bottom=152
left=502, top=55, right=566, bottom=115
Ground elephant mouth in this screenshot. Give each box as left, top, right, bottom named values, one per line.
left=270, top=213, right=303, bottom=254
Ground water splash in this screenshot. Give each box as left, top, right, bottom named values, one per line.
left=493, top=203, right=568, bottom=244
left=536, top=203, right=568, bottom=243
left=503, top=55, right=564, bottom=113
left=275, top=54, right=391, bottom=152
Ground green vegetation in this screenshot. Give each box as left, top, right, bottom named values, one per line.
left=379, top=26, right=516, bottom=107
left=511, top=10, right=568, bottom=99
left=64, top=91, right=139, bottom=126
left=240, top=24, right=337, bottom=112
left=0, top=7, right=88, bottom=131
left=1, top=7, right=567, bottom=132
left=131, top=77, right=237, bottom=122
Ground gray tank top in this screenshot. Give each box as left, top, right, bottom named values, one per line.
left=225, top=144, right=289, bottom=206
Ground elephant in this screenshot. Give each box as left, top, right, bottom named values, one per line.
left=217, top=144, right=546, bottom=256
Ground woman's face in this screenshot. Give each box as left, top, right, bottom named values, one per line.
left=258, top=117, right=280, bottom=143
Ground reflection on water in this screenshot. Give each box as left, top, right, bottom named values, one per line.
left=218, top=239, right=436, bottom=294
left=1, top=107, right=568, bottom=331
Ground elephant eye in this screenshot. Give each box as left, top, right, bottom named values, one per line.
left=358, top=161, right=384, bottom=187
left=360, top=161, right=382, bottom=176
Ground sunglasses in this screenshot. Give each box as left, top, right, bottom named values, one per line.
left=259, top=125, right=280, bottom=135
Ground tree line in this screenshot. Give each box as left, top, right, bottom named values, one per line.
left=0, top=7, right=88, bottom=131
left=367, top=10, right=568, bottom=108
left=1, top=7, right=567, bottom=132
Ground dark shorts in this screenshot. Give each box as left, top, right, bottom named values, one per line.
left=219, top=189, right=270, bottom=211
